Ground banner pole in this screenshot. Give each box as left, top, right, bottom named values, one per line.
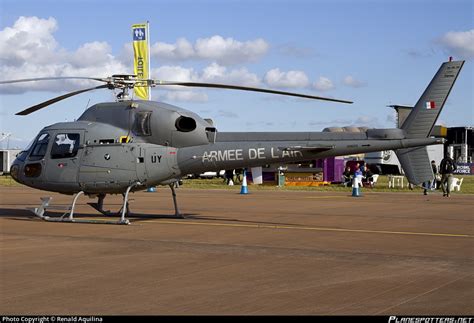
left=147, top=21, right=151, bottom=100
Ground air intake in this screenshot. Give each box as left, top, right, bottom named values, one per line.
left=175, top=116, right=196, bottom=132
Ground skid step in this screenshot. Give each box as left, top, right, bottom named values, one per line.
left=39, top=217, right=130, bottom=225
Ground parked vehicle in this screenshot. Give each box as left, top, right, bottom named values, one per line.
left=186, top=170, right=225, bottom=179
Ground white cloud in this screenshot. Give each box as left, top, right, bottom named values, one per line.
left=264, top=68, right=309, bottom=88
left=0, top=16, right=128, bottom=94
left=313, top=76, right=335, bottom=91
left=150, top=65, right=200, bottom=98
left=70, top=41, right=114, bottom=68
left=150, top=63, right=261, bottom=102
left=0, top=16, right=351, bottom=105
left=386, top=112, right=397, bottom=126
left=0, top=16, right=58, bottom=66
left=151, top=37, right=195, bottom=61
left=309, top=115, right=381, bottom=129
left=150, top=35, right=269, bottom=65
left=153, top=62, right=261, bottom=86
left=155, top=90, right=208, bottom=103
left=195, top=36, right=268, bottom=65
left=152, top=65, right=199, bottom=82
left=200, top=63, right=261, bottom=86
left=342, top=75, right=367, bottom=88
left=153, top=65, right=343, bottom=102
left=437, top=29, right=474, bottom=59
left=118, top=42, right=133, bottom=66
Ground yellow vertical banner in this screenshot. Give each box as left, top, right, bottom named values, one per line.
left=132, top=22, right=150, bottom=100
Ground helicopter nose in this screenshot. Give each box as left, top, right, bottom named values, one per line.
left=10, top=160, right=22, bottom=183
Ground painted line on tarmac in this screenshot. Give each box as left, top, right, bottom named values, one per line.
left=142, top=220, right=472, bottom=238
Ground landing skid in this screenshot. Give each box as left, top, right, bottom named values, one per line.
left=30, top=191, right=129, bottom=225
left=29, top=182, right=141, bottom=225
left=29, top=181, right=185, bottom=224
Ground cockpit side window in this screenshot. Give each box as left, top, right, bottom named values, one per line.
left=51, top=133, right=80, bottom=159
left=29, top=133, right=50, bottom=161
left=132, top=111, right=152, bottom=136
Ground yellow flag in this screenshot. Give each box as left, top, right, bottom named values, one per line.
left=132, top=23, right=150, bottom=100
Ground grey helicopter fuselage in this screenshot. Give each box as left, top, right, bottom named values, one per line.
left=11, top=100, right=209, bottom=194
left=10, top=99, right=442, bottom=195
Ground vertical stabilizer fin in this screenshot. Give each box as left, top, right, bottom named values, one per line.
left=401, top=60, right=464, bottom=138
left=397, top=60, right=464, bottom=185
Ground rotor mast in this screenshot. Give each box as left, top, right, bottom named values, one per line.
left=110, top=74, right=139, bottom=101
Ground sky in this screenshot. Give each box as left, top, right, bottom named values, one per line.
left=0, top=0, right=473, bottom=149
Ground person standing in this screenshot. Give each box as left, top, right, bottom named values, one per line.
left=225, top=169, right=234, bottom=185
left=430, top=160, right=438, bottom=189
left=439, top=154, right=457, bottom=197
left=354, top=163, right=363, bottom=188
left=423, top=160, right=438, bottom=195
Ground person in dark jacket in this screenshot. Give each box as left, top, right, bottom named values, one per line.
left=439, top=154, right=457, bottom=197
left=342, top=166, right=352, bottom=187
left=224, top=169, right=234, bottom=185
left=363, top=163, right=374, bottom=183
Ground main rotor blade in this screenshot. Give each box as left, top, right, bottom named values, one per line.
left=153, top=81, right=353, bottom=104
left=16, top=84, right=110, bottom=116
left=0, top=76, right=106, bottom=85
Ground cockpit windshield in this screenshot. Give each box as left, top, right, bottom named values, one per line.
left=16, top=136, right=36, bottom=162
left=28, top=133, right=50, bottom=161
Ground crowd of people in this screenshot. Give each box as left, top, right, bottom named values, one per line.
left=342, top=162, right=376, bottom=188
left=342, top=154, right=457, bottom=197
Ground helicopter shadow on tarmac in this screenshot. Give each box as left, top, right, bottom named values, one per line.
left=0, top=204, right=306, bottom=227
left=0, top=207, right=197, bottom=223
left=85, top=200, right=314, bottom=226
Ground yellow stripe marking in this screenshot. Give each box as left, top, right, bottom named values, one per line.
left=143, top=220, right=472, bottom=238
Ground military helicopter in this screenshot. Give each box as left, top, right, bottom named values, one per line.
left=0, top=59, right=464, bottom=224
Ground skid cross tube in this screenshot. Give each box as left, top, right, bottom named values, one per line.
left=64, top=191, right=84, bottom=221
left=119, top=182, right=141, bottom=224
left=169, top=183, right=183, bottom=218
